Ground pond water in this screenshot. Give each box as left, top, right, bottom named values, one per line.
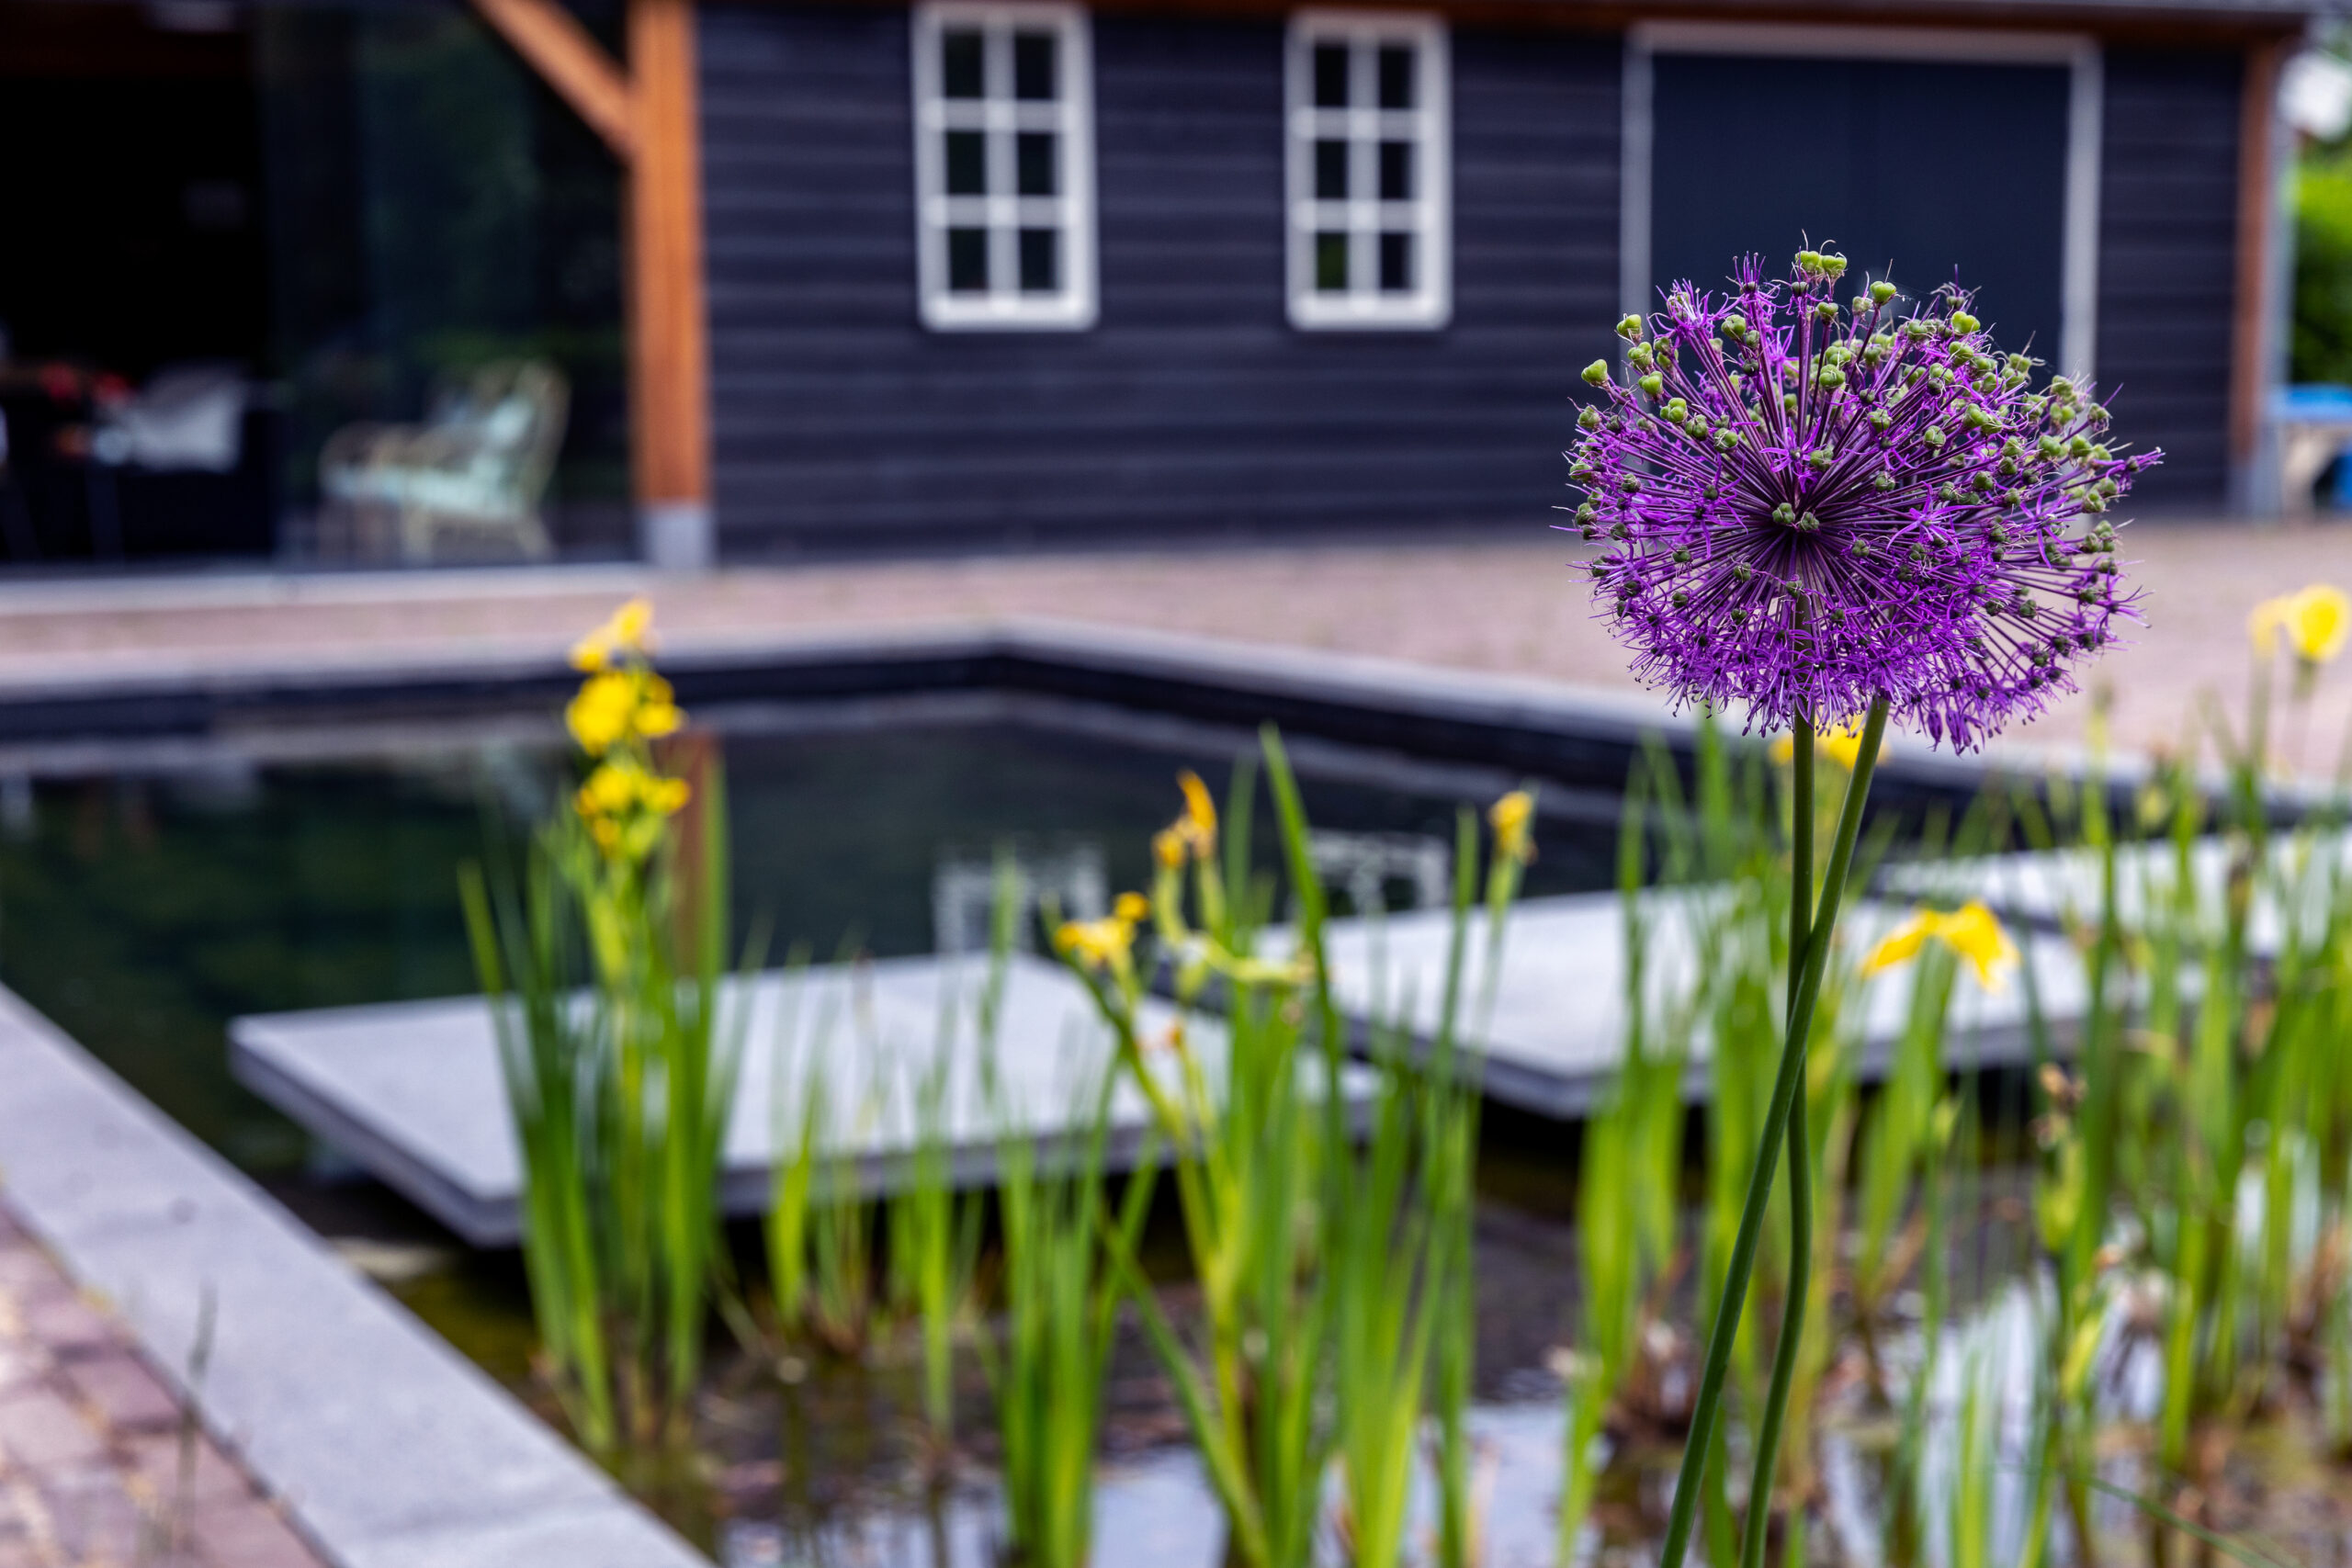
left=0, top=706, right=1622, bottom=1176
left=9, top=700, right=2340, bottom=1566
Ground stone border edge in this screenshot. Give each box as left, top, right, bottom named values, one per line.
left=0, top=985, right=709, bottom=1568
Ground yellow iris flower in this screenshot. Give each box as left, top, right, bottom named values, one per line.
left=1489, top=789, right=1536, bottom=864
left=1768, top=715, right=1875, bottom=771
left=564, top=671, right=683, bottom=756
left=569, top=597, right=657, bottom=671
left=1862, top=899, right=2018, bottom=990
left=566, top=671, right=640, bottom=754
left=1055, top=890, right=1150, bottom=973
left=2249, top=584, right=2352, bottom=668
left=574, top=760, right=690, bottom=820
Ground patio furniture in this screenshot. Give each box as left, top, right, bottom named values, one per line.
left=319, top=360, right=567, bottom=563
left=2275, top=384, right=2352, bottom=516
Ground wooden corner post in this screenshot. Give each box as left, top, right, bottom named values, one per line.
left=2231, top=35, right=2290, bottom=515
left=469, top=0, right=715, bottom=569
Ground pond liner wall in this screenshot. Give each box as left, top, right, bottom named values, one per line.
left=0, top=618, right=2006, bottom=817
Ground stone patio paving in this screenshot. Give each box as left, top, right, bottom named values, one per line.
left=0, top=1203, right=320, bottom=1568
left=2, top=518, right=2350, bottom=766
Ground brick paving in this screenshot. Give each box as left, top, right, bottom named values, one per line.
left=6, top=519, right=2352, bottom=764
left=0, top=1204, right=322, bottom=1568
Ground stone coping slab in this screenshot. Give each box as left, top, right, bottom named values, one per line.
left=1317, top=892, right=2090, bottom=1119
left=232, top=954, right=1260, bottom=1248
left=0, top=984, right=709, bottom=1568
left=1881, top=833, right=2352, bottom=956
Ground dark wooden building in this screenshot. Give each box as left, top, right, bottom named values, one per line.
left=0, top=0, right=2313, bottom=565
left=636, top=0, right=2308, bottom=560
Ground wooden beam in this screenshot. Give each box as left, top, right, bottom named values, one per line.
left=471, top=0, right=637, bottom=163
left=2230, top=36, right=2287, bottom=479
left=470, top=0, right=714, bottom=561
left=625, top=0, right=714, bottom=547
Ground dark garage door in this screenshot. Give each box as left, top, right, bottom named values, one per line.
left=1649, top=51, right=2073, bottom=363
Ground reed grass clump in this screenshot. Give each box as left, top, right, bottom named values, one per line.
left=1052, top=734, right=1509, bottom=1568
left=459, top=600, right=756, bottom=1450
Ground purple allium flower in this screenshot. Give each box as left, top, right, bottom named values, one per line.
left=1566, top=251, right=2151, bottom=750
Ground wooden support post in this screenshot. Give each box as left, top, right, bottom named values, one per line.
left=468, top=0, right=714, bottom=568
left=2231, top=36, right=2289, bottom=513
left=626, top=0, right=712, bottom=570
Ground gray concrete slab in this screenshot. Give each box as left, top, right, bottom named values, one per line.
left=0, top=984, right=708, bottom=1568
left=1318, top=893, right=2091, bottom=1119
left=232, top=955, right=1237, bottom=1247
left=1880, top=833, right=2352, bottom=956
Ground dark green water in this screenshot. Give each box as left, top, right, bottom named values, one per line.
left=0, top=715, right=1620, bottom=1176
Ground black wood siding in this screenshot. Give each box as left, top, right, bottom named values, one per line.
left=698, top=3, right=1619, bottom=554
left=2096, top=48, right=2244, bottom=510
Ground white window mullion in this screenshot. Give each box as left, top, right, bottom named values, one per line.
left=1285, top=11, right=1450, bottom=331
left=912, top=1, right=1098, bottom=331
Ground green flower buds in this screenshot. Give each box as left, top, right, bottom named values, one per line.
left=1638, top=373, right=1665, bottom=397
left=1616, top=314, right=1645, bottom=341
left=1582, top=359, right=1611, bottom=387
left=1870, top=279, right=1897, bottom=304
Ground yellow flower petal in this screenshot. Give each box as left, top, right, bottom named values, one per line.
left=565, top=672, right=638, bottom=755
left=1861, top=914, right=1933, bottom=976
left=1938, top=900, right=2019, bottom=991
left=2289, top=584, right=2351, bottom=664
left=1153, top=827, right=1187, bottom=870
left=2250, top=594, right=2289, bottom=657
left=1818, top=716, right=1873, bottom=772
left=568, top=633, right=611, bottom=672
left=1177, top=771, right=1217, bottom=844
left=1114, top=890, right=1149, bottom=924
left=1489, top=789, right=1536, bottom=863
left=611, top=598, right=654, bottom=652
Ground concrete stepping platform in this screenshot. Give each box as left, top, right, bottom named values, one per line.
left=1880, top=834, right=2352, bottom=956
left=1317, top=893, right=2091, bottom=1119
left=231, top=955, right=1236, bottom=1248
left=233, top=893, right=2093, bottom=1247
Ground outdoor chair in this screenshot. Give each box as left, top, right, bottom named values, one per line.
left=2276, top=384, right=2352, bottom=517
left=319, top=360, right=567, bottom=563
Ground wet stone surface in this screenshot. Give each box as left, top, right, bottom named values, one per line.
left=0, top=1201, right=322, bottom=1568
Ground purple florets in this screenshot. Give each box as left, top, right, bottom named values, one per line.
left=1566, top=252, right=2151, bottom=751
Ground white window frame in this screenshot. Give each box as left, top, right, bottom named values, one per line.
left=1284, top=10, right=1452, bottom=331
left=910, top=1, right=1098, bottom=331
left=1623, top=22, right=2101, bottom=382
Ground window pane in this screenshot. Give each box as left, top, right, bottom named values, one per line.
left=1378, top=140, right=1411, bottom=201
left=1013, top=32, right=1057, bottom=100
left=944, top=130, right=987, bottom=196
left=1379, top=231, right=1412, bottom=292
left=948, top=227, right=989, bottom=292
left=942, top=28, right=984, bottom=98
left=1016, top=131, right=1057, bottom=197
left=1314, top=139, right=1349, bottom=201
left=1313, top=43, right=1349, bottom=108
left=1315, top=231, right=1349, bottom=292
left=1018, top=227, right=1058, bottom=292
left=1377, top=44, right=1414, bottom=109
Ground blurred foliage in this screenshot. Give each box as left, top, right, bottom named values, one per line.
left=2295, top=125, right=2352, bottom=384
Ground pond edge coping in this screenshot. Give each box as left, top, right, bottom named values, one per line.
left=0, top=983, right=711, bottom=1568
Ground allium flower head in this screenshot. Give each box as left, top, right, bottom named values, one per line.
left=1566, top=251, right=2152, bottom=750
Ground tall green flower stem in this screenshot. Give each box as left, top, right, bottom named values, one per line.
left=1658, top=695, right=1889, bottom=1568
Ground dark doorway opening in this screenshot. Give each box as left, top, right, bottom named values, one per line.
left=1648, top=51, right=2074, bottom=364
left=0, top=0, right=277, bottom=562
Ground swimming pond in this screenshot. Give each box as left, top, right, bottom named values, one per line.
left=0, top=705, right=1625, bottom=1177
